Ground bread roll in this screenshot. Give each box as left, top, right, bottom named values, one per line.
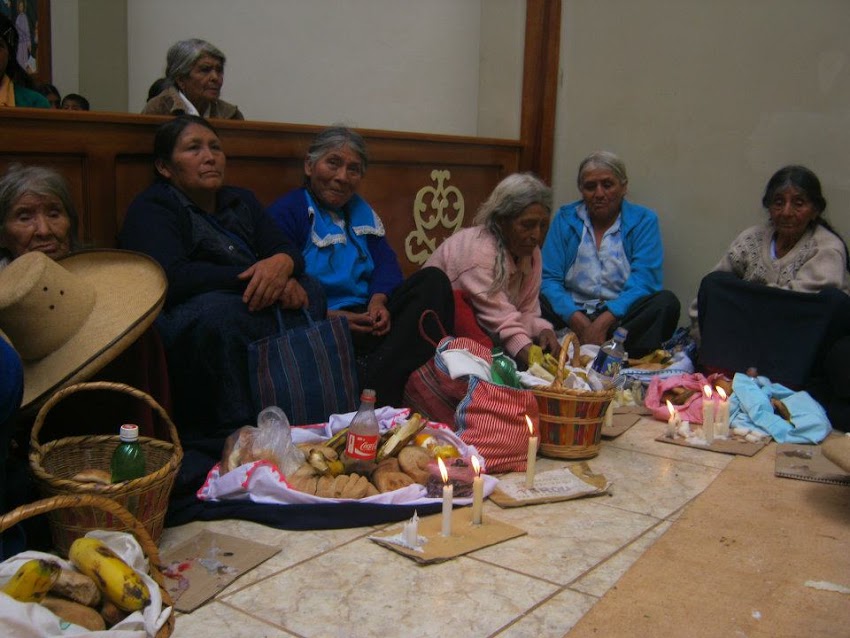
left=71, top=469, right=111, bottom=485
left=50, top=568, right=101, bottom=607
left=398, top=446, right=433, bottom=484
left=41, top=596, right=106, bottom=631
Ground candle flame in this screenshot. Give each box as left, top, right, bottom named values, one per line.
left=716, top=386, right=727, bottom=401
left=666, top=399, right=675, bottom=418
left=703, top=384, right=713, bottom=399
left=525, top=414, right=534, bottom=435
left=471, top=455, right=481, bottom=476
left=437, top=456, right=448, bottom=483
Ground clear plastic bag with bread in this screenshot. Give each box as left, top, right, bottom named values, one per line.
left=220, top=406, right=305, bottom=476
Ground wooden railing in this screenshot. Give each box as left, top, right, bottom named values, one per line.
left=0, top=109, right=522, bottom=276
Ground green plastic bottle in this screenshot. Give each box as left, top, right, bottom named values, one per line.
left=110, top=424, right=146, bottom=483
left=490, top=347, right=521, bottom=388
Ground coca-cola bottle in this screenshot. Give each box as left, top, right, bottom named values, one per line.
left=343, top=389, right=380, bottom=474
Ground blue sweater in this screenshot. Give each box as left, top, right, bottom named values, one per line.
left=541, top=199, right=664, bottom=320
left=266, top=188, right=403, bottom=309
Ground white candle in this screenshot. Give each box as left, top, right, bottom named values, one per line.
left=524, top=415, right=537, bottom=489
left=604, top=401, right=614, bottom=429
left=403, top=511, right=419, bottom=546
left=715, top=387, right=730, bottom=437
left=471, top=456, right=484, bottom=525
left=665, top=400, right=678, bottom=438
left=438, top=457, right=453, bottom=536
left=702, top=385, right=715, bottom=428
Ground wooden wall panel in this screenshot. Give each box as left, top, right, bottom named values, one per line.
left=0, top=109, right=521, bottom=276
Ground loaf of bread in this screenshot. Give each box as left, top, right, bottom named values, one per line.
left=50, top=568, right=101, bottom=607
left=71, top=469, right=111, bottom=485
left=41, top=595, right=106, bottom=631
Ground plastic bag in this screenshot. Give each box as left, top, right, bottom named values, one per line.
left=220, top=406, right=305, bottom=476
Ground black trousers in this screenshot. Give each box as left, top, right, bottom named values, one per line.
left=697, top=271, right=850, bottom=389
left=541, top=290, right=680, bottom=359
left=350, top=267, right=454, bottom=407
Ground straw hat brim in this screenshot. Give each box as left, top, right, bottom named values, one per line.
left=822, top=433, right=850, bottom=473
left=20, top=249, right=167, bottom=410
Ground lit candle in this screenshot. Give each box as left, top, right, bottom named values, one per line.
left=702, top=385, right=715, bottom=427
left=665, top=399, right=679, bottom=438
left=403, top=510, right=419, bottom=547
left=524, top=414, right=538, bottom=489
left=438, top=457, right=453, bottom=536
left=471, top=456, right=484, bottom=525
left=715, top=386, right=730, bottom=437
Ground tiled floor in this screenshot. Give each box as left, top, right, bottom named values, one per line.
left=160, top=417, right=733, bottom=638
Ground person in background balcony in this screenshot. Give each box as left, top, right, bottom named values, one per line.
left=266, top=125, right=453, bottom=407
left=0, top=13, right=49, bottom=108
left=425, top=173, right=561, bottom=368
left=690, top=165, right=850, bottom=424
left=541, top=150, right=680, bottom=358
left=120, top=115, right=324, bottom=434
left=35, top=82, right=60, bottom=108
left=61, top=93, right=90, bottom=111
left=142, top=38, right=244, bottom=120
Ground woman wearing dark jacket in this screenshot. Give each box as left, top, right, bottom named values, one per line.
left=120, top=115, right=324, bottom=434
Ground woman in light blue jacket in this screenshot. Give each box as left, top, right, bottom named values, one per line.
left=540, top=151, right=679, bottom=357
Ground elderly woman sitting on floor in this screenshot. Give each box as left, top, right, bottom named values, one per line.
left=266, top=126, right=453, bottom=407
left=425, top=172, right=560, bottom=368
left=142, top=38, right=244, bottom=120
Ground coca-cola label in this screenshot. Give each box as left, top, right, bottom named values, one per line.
left=345, top=433, right=378, bottom=460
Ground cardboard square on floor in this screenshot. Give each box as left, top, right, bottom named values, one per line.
left=614, top=405, right=653, bottom=416
left=489, top=462, right=610, bottom=508
left=160, top=530, right=280, bottom=612
left=654, top=432, right=767, bottom=456
left=775, top=441, right=850, bottom=486
left=369, top=507, right=525, bottom=565
left=602, top=412, right=642, bottom=438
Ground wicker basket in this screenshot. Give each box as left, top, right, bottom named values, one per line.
left=0, top=494, right=175, bottom=637
left=28, top=381, right=183, bottom=556
left=532, top=334, right=615, bottom=460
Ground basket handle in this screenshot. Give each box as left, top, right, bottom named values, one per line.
left=0, top=494, right=164, bottom=579
left=29, top=381, right=182, bottom=459
left=552, top=332, right=582, bottom=389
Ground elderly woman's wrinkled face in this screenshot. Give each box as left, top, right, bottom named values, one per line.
left=1, top=192, right=72, bottom=260
left=177, top=54, right=224, bottom=110
left=579, top=168, right=627, bottom=223
left=499, top=203, right=549, bottom=259
left=768, top=185, right=819, bottom=247
left=156, top=123, right=225, bottom=198
left=305, top=145, right=363, bottom=210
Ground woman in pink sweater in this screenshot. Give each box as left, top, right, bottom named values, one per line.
left=425, top=173, right=560, bottom=367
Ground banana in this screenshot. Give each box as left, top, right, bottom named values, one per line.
left=1, top=558, right=61, bottom=603
left=68, top=537, right=151, bottom=612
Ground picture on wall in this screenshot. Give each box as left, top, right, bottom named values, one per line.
left=1, top=0, right=50, bottom=82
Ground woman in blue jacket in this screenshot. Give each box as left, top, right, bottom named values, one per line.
left=541, top=151, right=679, bottom=357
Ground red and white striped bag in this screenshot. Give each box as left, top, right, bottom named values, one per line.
left=455, top=376, right=539, bottom=473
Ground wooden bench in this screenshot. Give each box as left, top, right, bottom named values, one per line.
left=0, top=109, right=523, bottom=276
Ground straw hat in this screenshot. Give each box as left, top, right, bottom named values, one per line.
left=0, top=249, right=167, bottom=409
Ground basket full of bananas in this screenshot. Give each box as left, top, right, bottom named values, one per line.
left=0, top=494, right=174, bottom=636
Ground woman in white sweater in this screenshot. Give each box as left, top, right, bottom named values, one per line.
left=691, top=165, right=850, bottom=400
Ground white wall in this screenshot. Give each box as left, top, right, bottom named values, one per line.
left=127, top=0, right=487, bottom=134
left=49, top=0, right=78, bottom=97
left=552, top=0, right=850, bottom=312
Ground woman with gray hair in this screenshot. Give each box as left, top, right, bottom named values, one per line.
left=267, top=125, right=453, bottom=407
left=425, top=172, right=561, bottom=367
left=142, top=38, right=244, bottom=119
left=0, top=164, right=79, bottom=267
left=541, top=150, right=680, bottom=358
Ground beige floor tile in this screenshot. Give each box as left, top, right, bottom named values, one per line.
left=571, top=520, right=673, bottom=596
left=171, top=600, right=296, bottom=637
left=222, top=538, right=559, bottom=638
left=582, top=445, right=721, bottom=518
left=468, top=497, right=658, bottom=585
left=493, top=588, right=599, bottom=638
